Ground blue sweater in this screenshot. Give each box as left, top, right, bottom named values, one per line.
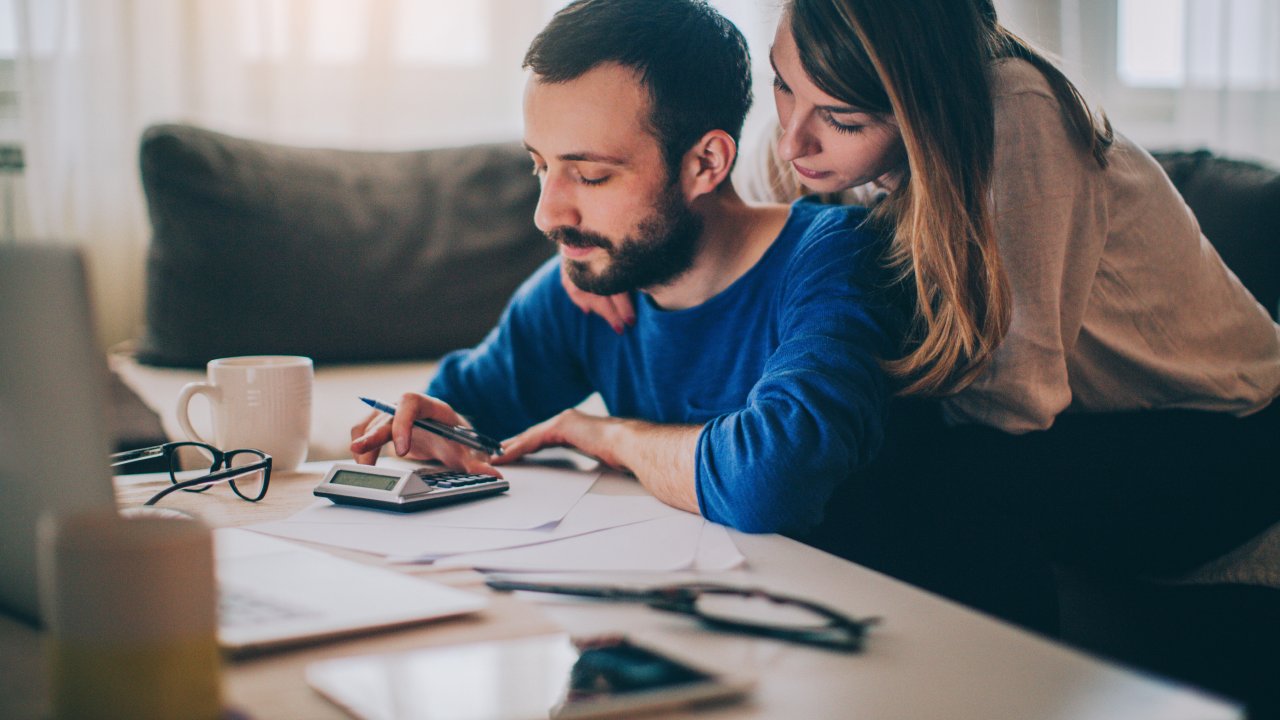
left=429, top=200, right=900, bottom=535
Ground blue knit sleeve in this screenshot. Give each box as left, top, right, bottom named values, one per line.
left=427, top=258, right=595, bottom=440
left=695, top=212, right=898, bottom=535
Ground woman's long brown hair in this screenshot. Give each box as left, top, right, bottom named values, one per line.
left=788, top=0, right=1112, bottom=396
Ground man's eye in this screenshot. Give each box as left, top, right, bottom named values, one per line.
left=530, top=164, right=547, bottom=177
left=579, top=175, right=609, bottom=186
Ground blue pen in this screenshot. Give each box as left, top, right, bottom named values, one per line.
left=359, top=397, right=504, bottom=456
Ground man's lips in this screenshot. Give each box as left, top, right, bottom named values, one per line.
left=560, top=244, right=600, bottom=260
left=793, top=163, right=833, bottom=181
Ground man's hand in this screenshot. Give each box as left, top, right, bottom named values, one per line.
left=349, top=392, right=501, bottom=477
left=560, top=260, right=636, bottom=334
left=497, top=409, right=623, bottom=470
left=497, top=410, right=700, bottom=514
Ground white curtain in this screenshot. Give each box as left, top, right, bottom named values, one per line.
left=1163, top=0, right=1280, bottom=164
left=1004, top=0, right=1280, bottom=166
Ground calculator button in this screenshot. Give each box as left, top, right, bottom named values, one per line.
left=436, top=481, right=455, bottom=488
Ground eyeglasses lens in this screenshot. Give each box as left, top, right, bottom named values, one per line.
left=224, top=450, right=269, bottom=502
left=168, top=443, right=220, bottom=493
left=692, top=593, right=834, bottom=632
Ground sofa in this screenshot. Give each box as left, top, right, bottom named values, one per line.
left=110, top=124, right=1280, bottom=715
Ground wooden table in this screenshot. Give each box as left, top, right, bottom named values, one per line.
left=0, top=462, right=1243, bottom=719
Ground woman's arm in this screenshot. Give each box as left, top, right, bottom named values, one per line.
left=941, top=88, right=1109, bottom=432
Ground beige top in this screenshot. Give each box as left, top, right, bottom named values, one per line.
left=739, top=58, right=1280, bottom=433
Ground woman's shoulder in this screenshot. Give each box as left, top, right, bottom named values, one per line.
left=989, top=57, right=1058, bottom=102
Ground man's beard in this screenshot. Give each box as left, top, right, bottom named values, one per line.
left=547, top=184, right=703, bottom=296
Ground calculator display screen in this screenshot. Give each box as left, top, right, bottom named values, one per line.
left=329, top=470, right=399, bottom=491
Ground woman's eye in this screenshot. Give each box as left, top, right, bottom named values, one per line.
left=824, top=114, right=864, bottom=135
left=772, top=75, right=792, bottom=95
left=578, top=174, right=609, bottom=186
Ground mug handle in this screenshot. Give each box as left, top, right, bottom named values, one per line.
left=176, top=382, right=219, bottom=446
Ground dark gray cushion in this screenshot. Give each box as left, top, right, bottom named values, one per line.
left=137, top=123, right=552, bottom=367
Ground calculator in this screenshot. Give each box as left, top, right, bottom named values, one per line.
left=313, top=462, right=510, bottom=513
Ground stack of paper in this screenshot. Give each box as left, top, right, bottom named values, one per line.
left=248, top=463, right=744, bottom=572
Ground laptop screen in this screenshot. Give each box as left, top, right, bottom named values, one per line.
left=0, top=244, right=117, bottom=625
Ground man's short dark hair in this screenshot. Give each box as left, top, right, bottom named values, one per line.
left=523, top=0, right=753, bottom=180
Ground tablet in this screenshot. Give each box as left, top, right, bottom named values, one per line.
left=306, top=633, right=753, bottom=719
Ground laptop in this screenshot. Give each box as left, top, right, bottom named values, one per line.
left=0, top=243, right=116, bottom=624
left=0, top=243, right=486, bottom=651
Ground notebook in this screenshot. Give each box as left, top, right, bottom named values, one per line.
left=215, top=528, right=486, bottom=655
left=0, top=243, right=486, bottom=651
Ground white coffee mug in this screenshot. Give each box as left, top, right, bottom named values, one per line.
left=176, top=355, right=313, bottom=473
left=38, top=508, right=222, bottom=720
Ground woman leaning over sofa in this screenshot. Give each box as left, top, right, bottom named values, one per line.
left=564, top=0, right=1280, bottom=634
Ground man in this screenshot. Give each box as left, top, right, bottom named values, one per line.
left=350, top=0, right=899, bottom=535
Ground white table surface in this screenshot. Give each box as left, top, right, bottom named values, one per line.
left=0, top=462, right=1242, bottom=719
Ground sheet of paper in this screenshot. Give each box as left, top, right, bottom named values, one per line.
left=292, top=464, right=599, bottom=530
left=692, top=522, right=746, bottom=571
left=248, top=495, right=676, bottom=559
left=431, top=513, right=705, bottom=572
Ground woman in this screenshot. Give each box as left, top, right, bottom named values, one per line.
left=564, top=0, right=1280, bottom=634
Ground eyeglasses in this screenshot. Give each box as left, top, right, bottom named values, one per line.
left=111, top=441, right=272, bottom=506
left=485, top=578, right=879, bottom=652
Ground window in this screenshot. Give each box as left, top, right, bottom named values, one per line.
left=1071, top=0, right=1280, bottom=163
left=236, top=0, right=491, bottom=66
left=1117, top=0, right=1185, bottom=87
left=1116, top=0, right=1280, bottom=90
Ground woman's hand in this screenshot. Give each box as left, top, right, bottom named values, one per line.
left=349, top=392, right=501, bottom=477
left=560, top=260, right=636, bottom=334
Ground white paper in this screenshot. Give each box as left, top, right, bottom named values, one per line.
left=432, top=513, right=705, bottom=572
left=293, top=464, right=600, bottom=530
left=248, top=495, right=676, bottom=559
left=692, top=522, right=747, bottom=571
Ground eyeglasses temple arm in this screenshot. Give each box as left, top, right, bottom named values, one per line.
left=484, top=578, right=664, bottom=601
left=110, top=445, right=168, bottom=466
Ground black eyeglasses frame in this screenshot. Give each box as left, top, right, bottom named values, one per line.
left=485, top=578, right=879, bottom=652
left=111, top=441, right=273, bottom=506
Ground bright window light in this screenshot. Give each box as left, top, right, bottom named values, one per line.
left=238, top=0, right=289, bottom=61
left=394, top=0, right=489, bottom=65
left=1117, top=0, right=1185, bottom=87
left=0, top=0, right=16, bottom=58
left=307, top=0, right=369, bottom=64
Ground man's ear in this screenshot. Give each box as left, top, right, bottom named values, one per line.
left=679, top=129, right=737, bottom=201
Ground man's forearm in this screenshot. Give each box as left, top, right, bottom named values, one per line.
left=598, top=418, right=702, bottom=515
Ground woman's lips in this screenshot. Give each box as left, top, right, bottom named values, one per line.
left=793, top=163, right=832, bottom=181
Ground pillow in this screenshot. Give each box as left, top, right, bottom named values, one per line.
left=136, top=123, right=553, bottom=367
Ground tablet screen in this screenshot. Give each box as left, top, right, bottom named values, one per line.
left=306, top=633, right=749, bottom=719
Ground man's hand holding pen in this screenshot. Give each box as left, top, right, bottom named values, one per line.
left=349, top=392, right=502, bottom=477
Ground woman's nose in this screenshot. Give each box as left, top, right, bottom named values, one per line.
left=776, top=114, right=819, bottom=163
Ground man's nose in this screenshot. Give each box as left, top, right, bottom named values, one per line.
left=533, top=175, right=581, bottom=233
